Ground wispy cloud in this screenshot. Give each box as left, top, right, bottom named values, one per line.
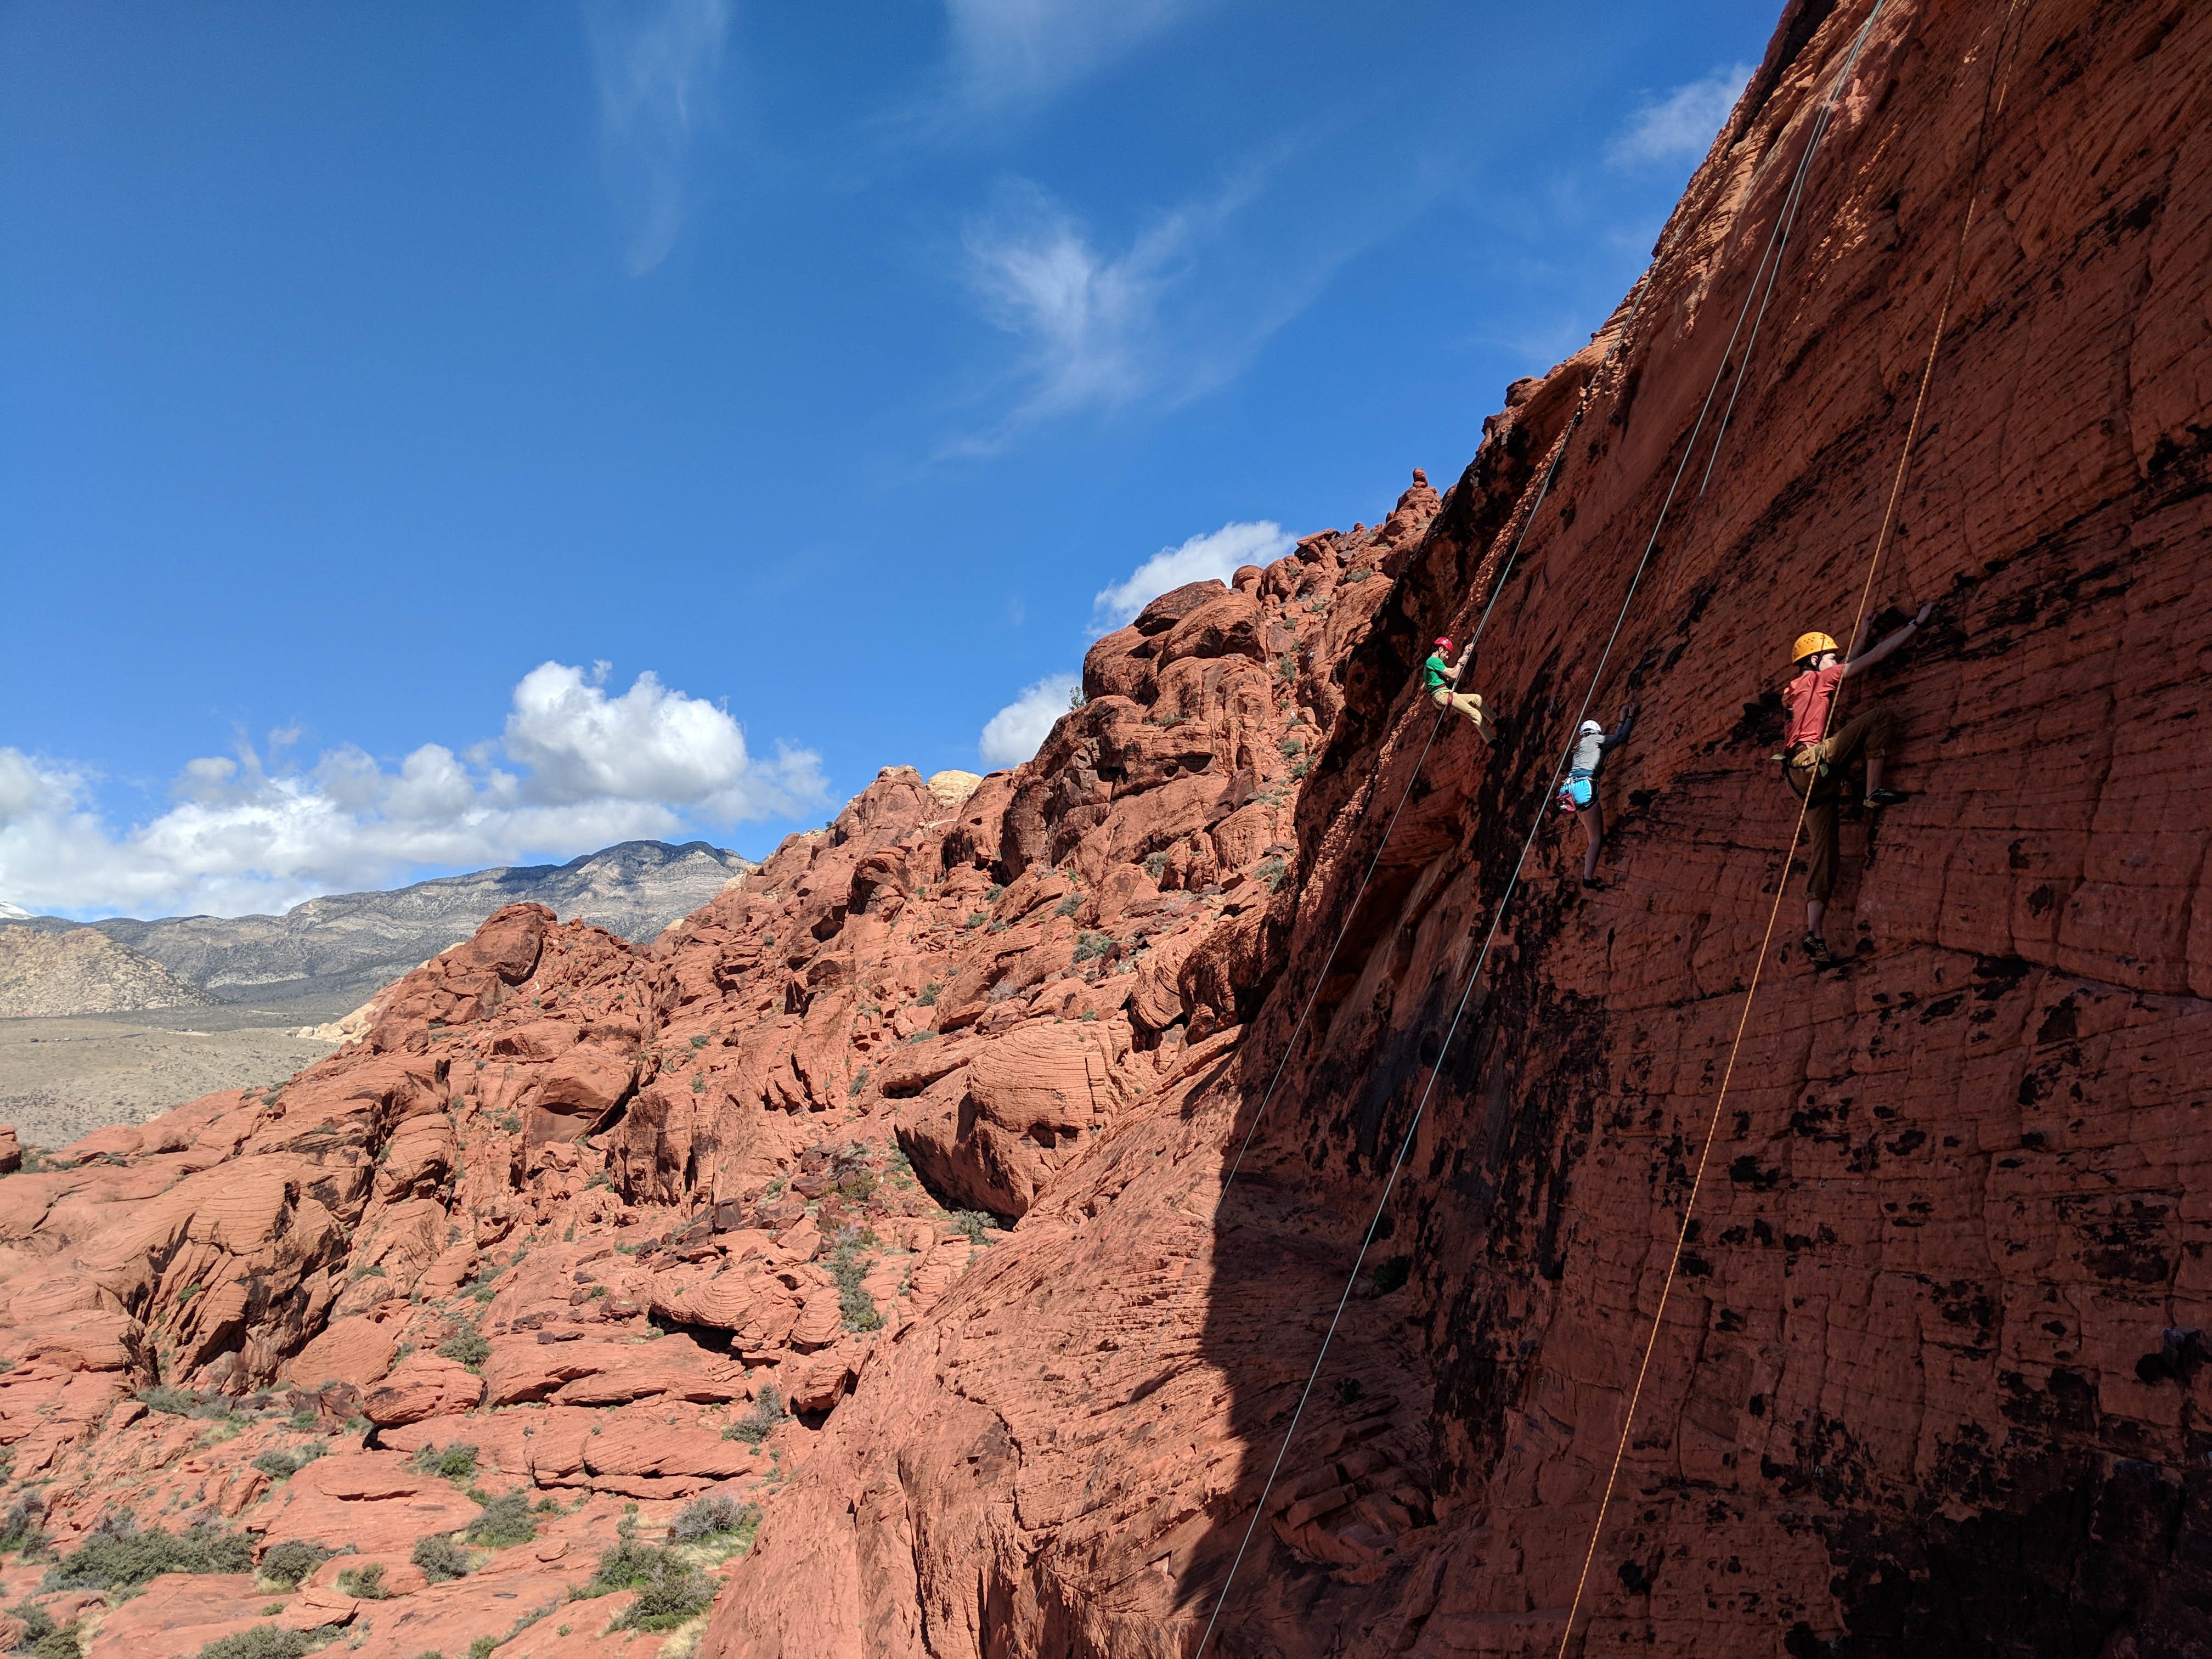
left=960, top=180, right=1192, bottom=425
left=0, top=663, right=823, bottom=919
left=585, top=0, right=732, bottom=274
left=943, top=0, right=1194, bottom=112
left=1092, top=520, right=1291, bottom=631
left=979, top=673, right=1080, bottom=768
left=1606, top=63, right=1753, bottom=169
left=950, top=166, right=1329, bottom=451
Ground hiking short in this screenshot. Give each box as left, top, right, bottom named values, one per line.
left=1431, top=686, right=1491, bottom=733
left=1785, top=704, right=1898, bottom=901
left=1561, top=774, right=1594, bottom=810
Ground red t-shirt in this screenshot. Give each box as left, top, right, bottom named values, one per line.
left=1782, top=663, right=1846, bottom=748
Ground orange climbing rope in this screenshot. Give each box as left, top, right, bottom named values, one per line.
left=1051, top=213, right=1680, bottom=1567
left=1188, top=2, right=1906, bottom=1652
left=1550, top=3, right=2030, bottom=1652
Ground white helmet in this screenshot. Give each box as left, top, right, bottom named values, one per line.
left=1579, top=720, right=1603, bottom=735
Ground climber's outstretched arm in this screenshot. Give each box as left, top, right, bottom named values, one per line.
left=1842, top=602, right=1936, bottom=679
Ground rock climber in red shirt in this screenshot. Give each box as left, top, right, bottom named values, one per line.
left=1781, top=601, right=1933, bottom=968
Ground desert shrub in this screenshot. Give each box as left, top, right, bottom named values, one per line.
left=1053, top=893, right=1080, bottom=917
left=464, top=1490, right=536, bottom=1548
left=469, top=1639, right=496, bottom=1659
left=950, top=1211, right=996, bottom=1245
left=1256, top=855, right=1289, bottom=892
left=0, top=1491, right=44, bottom=1554
left=335, top=1561, right=390, bottom=1599
left=963, top=912, right=987, bottom=929
left=825, top=1241, right=882, bottom=1334
left=8, top=1605, right=54, bottom=1646
left=251, top=1441, right=324, bottom=1480
left=1143, top=851, right=1170, bottom=880
left=198, top=1626, right=324, bottom=1659
left=257, top=1540, right=331, bottom=1587
left=846, top=1069, right=869, bottom=1098
left=410, top=1533, right=470, bottom=1584
left=983, top=884, right=1005, bottom=902
left=436, top=1327, right=490, bottom=1370
left=408, top=1442, right=479, bottom=1482
left=916, top=982, right=939, bottom=1006
left=668, top=1496, right=760, bottom=1545
left=722, top=1386, right=789, bottom=1447
left=41, top=1512, right=253, bottom=1592
left=574, top=1527, right=714, bottom=1630
left=1072, top=931, right=1111, bottom=962
left=31, top=1626, right=79, bottom=1659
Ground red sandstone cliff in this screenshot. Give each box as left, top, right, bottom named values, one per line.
left=0, top=1, right=2205, bottom=1655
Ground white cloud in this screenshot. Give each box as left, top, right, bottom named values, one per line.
left=962, top=180, right=1192, bottom=426
left=1606, top=64, right=1754, bottom=169
left=1091, top=520, right=1291, bottom=631
left=0, top=663, right=825, bottom=920
left=948, top=160, right=1375, bottom=451
left=944, top=0, right=1193, bottom=110
left=979, top=674, right=1080, bottom=769
left=585, top=0, right=731, bottom=274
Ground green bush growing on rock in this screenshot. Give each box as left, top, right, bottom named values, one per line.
left=257, top=1540, right=332, bottom=1587
left=573, top=1523, right=715, bottom=1632
left=198, top=1629, right=329, bottom=1659
left=40, top=1512, right=253, bottom=1592
left=335, top=1561, right=390, bottom=1599
left=669, top=1496, right=760, bottom=1545
left=436, top=1327, right=491, bottom=1371
left=826, top=1240, right=883, bottom=1333
left=0, top=1492, right=44, bottom=1555
left=408, top=1442, right=479, bottom=1482
left=722, top=1386, right=789, bottom=1447
left=464, top=1490, right=537, bottom=1548
left=251, top=1441, right=325, bottom=1480
left=410, top=1533, right=470, bottom=1584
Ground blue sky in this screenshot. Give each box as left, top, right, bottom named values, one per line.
left=0, top=1, right=1779, bottom=919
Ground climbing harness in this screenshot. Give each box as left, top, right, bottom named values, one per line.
left=1191, top=2, right=1910, bottom=1651
left=1549, top=3, right=2029, bottom=1652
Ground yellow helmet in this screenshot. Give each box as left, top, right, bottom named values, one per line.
left=1791, top=631, right=1839, bottom=664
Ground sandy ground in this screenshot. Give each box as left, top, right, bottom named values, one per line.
left=0, top=995, right=353, bottom=1149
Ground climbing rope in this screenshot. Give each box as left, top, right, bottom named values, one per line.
left=1551, top=4, right=2028, bottom=1652
left=1189, top=4, right=1898, bottom=1652
left=1053, top=196, right=1679, bottom=1566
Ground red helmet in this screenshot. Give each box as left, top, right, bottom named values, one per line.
left=1434, top=636, right=1453, bottom=652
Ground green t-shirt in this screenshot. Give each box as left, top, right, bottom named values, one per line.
left=1423, top=653, right=1451, bottom=691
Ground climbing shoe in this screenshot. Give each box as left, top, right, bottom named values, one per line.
left=1864, top=786, right=1909, bottom=808
left=1800, top=931, right=1839, bottom=968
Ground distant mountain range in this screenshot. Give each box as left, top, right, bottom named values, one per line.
left=0, top=840, right=755, bottom=1017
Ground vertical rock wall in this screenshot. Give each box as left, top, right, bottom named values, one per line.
left=706, top=1, right=2212, bottom=1654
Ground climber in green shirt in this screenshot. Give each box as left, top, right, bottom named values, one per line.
left=1423, top=636, right=1495, bottom=743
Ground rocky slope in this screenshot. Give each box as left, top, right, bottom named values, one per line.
left=702, top=2, right=2212, bottom=1655
left=0, top=929, right=213, bottom=1020
left=9, top=840, right=755, bottom=1014
left=0, top=1, right=2204, bottom=1655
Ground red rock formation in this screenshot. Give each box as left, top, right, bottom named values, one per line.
left=0, top=2, right=2204, bottom=1654
left=698, top=3, right=2212, bottom=1655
